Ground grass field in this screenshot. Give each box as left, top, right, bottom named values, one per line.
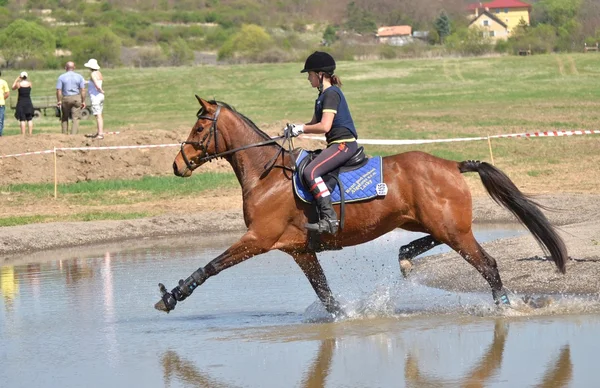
left=4, top=53, right=600, bottom=137
left=1, top=53, right=599, bottom=225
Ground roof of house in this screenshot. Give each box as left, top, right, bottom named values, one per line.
left=376, top=26, right=412, bottom=37
left=467, top=0, right=531, bottom=11
left=468, top=10, right=508, bottom=28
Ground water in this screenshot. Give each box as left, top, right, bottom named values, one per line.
left=1, top=226, right=599, bottom=387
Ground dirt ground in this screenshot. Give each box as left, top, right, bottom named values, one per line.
left=1, top=131, right=599, bottom=297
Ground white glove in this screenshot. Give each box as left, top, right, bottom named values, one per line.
left=290, top=124, right=304, bottom=137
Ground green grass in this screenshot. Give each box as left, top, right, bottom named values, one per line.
left=0, top=173, right=238, bottom=204
left=3, top=53, right=600, bottom=137
left=0, top=212, right=150, bottom=227
left=2, top=54, right=600, bottom=225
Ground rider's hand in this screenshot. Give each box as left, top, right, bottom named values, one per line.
left=287, top=124, right=304, bottom=137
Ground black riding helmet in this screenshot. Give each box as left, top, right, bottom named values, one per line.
left=300, top=51, right=336, bottom=74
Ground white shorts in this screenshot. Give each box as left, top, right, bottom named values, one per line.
left=90, top=93, right=104, bottom=115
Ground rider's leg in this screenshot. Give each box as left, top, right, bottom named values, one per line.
left=305, top=178, right=339, bottom=234
left=302, top=142, right=357, bottom=235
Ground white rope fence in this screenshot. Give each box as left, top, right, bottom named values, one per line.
left=0, top=129, right=598, bottom=198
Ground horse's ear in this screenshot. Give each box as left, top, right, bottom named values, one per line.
left=195, top=95, right=210, bottom=110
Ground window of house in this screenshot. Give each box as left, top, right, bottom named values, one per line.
left=490, top=31, right=495, bottom=37
left=483, top=20, right=489, bottom=26
left=495, top=8, right=500, bottom=13
left=504, top=8, right=508, bottom=13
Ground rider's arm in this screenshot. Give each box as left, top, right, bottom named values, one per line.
left=303, top=91, right=339, bottom=134
left=303, top=112, right=334, bottom=134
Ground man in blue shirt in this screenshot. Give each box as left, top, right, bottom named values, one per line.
left=56, top=61, right=86, bottom=135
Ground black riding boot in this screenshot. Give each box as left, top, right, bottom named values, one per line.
left=305, top=194, right=339, bottom=234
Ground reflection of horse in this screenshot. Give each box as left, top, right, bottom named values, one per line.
left=405, top=321, right=573, bottom=388
left=155, top=97, right=567, bottom=315
left=161, top=338, right=335, bottom=388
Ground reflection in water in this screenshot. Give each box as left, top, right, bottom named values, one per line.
left=162, top=351, right=234, bottom=388
left=405, top=320, right=572, bottom=388
left=536, top=346, right=572, bottom=388
left=301, top=339, right=336, bottom=388
left=0, top=265, right=19, bottom=312
left=0, top=234, right=593, bottom=388
left=161, top=338, right=338, bottom=388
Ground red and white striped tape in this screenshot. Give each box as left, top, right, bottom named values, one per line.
left=0, top=143, right=180, bottom=159
left=58, top=143, right=180, bottom=152
left=305, top=129, right=600, bottom=145
left=491, top=130, right=600, bottom=139
left=0, top=149, right=55, bottom=159
left=1, top=129, right=598, bottom=159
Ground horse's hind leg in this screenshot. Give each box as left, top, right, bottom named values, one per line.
left=289, top=251, right=344, bottom=317
left=446, top=232, right=510, bottom=305
left=398, top=235, right=442, bottom=278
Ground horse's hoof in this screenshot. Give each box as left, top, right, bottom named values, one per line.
left=399, top=259, right=413, bottom=278
left=522, top=295, right=553, bottom=309
left=154, top=299, right=171, bottom=313
left=155, top=283, right=176, bottom=313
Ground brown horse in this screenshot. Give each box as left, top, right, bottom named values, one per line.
left=154, top=96, right=567, bottom=316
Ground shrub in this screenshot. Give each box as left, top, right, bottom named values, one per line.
left=0, top=19, right=56, bottom=68
left=218, top=24, right=273, bottom=61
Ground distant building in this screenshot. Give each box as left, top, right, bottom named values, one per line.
left=467, top=0, right=531, bottom=37
left=468, top=10, right=509, bottom=41
left=376, top=25, right=413, bottom=46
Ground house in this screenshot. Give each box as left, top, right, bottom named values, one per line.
left=468, top=10, right=509, bottom=41
left=467, top=0, right=531, bottom=37
left=376, top=25, right=413, bottom=46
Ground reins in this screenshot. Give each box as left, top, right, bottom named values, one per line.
left=180, top=104, right=296, bottom=173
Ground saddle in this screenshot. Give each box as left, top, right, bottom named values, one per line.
left=296, top=146, right=367, bottom=191
left=292, top=147, right=387, bottom=252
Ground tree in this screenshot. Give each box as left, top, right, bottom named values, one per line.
left=68, top=27, right=122, bottom=67
left=345, top=1, right=377, bottom=35
left=434, top=11, right=450, bottom=44
left=322, top=25, right=338, bottom=45
left=218, top=24, right=273, bottom=61
left=0, top=19, right=56, bottom=66
left=162, top=38, right=194, bottom=66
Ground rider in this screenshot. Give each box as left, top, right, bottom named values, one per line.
left=286, top=51, right=358, bottom=235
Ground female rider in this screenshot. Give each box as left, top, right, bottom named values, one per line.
left=287, top=51, right=358, bottom=235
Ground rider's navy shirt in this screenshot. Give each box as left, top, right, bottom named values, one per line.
left=314, top=85, right=357, bottom=144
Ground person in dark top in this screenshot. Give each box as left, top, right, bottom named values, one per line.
left=12, top=71, right=34, bottom=135
left=286, top=51, right=359, bottom=235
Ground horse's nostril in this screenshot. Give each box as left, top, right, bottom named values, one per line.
left=173, top=161, right=180, bottom=176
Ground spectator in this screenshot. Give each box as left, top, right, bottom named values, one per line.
left=84, top=59, right=105, bottom=139
left=12, top=71, right=35, bottom=136
left=0, top=71, right=9, bottom=137
left=56, top=61, right=86, bottom=135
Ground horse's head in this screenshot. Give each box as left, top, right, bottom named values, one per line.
left=173, top=96, right=227, bottom=177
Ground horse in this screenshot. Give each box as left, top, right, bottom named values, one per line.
left=154, top=96, right=568, bottom=316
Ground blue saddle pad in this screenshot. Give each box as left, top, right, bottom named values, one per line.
left=293, top=149, right=385, bottom=204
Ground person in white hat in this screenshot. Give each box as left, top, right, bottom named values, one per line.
left=12, top=71, right=34, bottom=135
left=84, top=58, right=105, bottom=139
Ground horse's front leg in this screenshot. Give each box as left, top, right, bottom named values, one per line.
left=155, top=231, right=270, bottom=313
left=289, top=251, right=345, bottom=318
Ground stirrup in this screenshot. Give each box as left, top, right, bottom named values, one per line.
left=305, top=219, right=339, bottom=234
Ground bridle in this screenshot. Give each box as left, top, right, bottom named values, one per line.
left=180, top=104, right=293, bottom=172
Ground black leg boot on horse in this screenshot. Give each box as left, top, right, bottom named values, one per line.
left=305, top=179, right=339, bottom=235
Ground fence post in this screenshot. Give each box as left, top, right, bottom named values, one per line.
left=54, top=147, right=58, bottom=199
left=487, top=135, right=495, bottom=165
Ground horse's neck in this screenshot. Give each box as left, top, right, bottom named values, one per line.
left=224, top=120, right=286, bottom=193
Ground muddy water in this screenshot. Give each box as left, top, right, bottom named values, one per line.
left=1, top=226, right=599, bottom=388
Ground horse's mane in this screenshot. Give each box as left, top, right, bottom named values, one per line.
left=206, top=100, right=275, bottom=143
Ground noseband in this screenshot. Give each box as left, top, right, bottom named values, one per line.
left=180, top=105, right=222, bottom=170
left=180, top=104, right=290, bottom=171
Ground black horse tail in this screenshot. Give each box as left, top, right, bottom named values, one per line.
left=459, top=160, right=567, bottom=273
